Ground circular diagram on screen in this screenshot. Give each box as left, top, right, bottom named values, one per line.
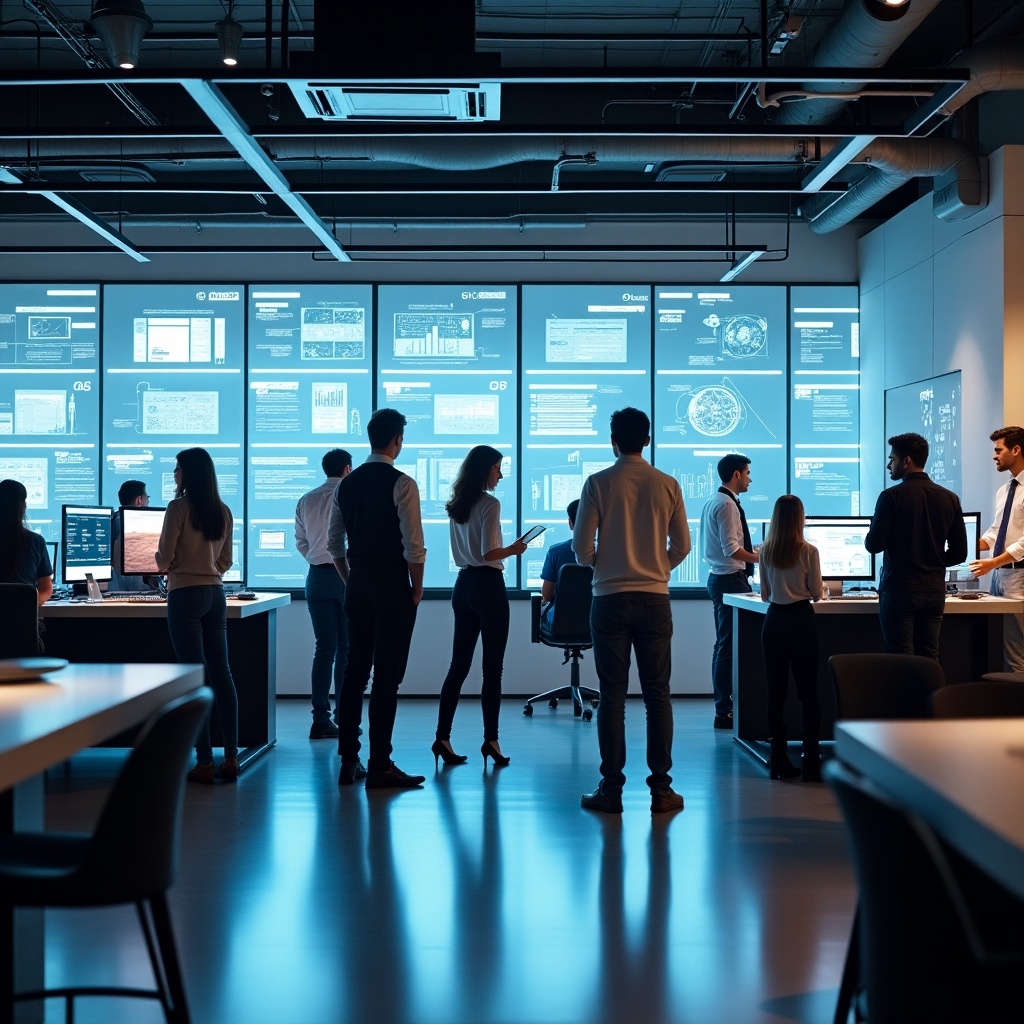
left=686, top=386, right=743, bottom=436
left=721, top=315, right=767, bottom=358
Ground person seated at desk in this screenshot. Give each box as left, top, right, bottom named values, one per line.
left=539, top=499, right=580, bottom=627
left=0, top=478, right=53, bottom=650
left=110, top=480, right=159, bottom=593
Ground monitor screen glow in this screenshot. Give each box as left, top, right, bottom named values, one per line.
left=947, top=511, right=981, bottom=584
left=120, top=506, right=167, bottom=575
left=61, top=505, right=113, bottom=583
left=803, top=516, right=875, bottom=581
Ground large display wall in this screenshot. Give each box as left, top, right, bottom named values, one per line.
left=3, top=282, right=860, bottom=591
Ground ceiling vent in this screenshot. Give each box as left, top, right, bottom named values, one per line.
left=656, top=167, right=728, bottom=183
left=288, top=83, right=501, bottom=122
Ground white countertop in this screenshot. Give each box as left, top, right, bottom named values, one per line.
left=723, top=592, right=1024, bottom=615
left=41, top=591, right=291, bottom=619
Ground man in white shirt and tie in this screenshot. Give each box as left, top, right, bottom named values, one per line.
left=970, top=425, right=1024, bottom=672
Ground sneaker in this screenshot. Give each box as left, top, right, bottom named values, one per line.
left=650, top=787, right=684, bottom=814
left=337, top=759, right=368, bottom=786
left=713, top=712, right=734, bottom=730
left=186, top=761, right=215, bottom=785
left=580, top=783, right=623, bottom=814
left=365, top=761, right=425, bottom=790
left=309, top=720, right=339, bottom=739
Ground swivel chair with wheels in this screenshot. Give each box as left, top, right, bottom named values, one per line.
left=0, top=582, right=40, bottom=658
left=525, top=563, right=600, bottom=721
left=828, top=652, right=944, bottom=721
left=0, top=687, right=213, bottom=1024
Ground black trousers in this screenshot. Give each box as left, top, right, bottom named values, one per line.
left=760, top=600, right=821, bottom=743
left=436, top=566, right=509, bottom=743
left=337, top=568, right=418, bottom=769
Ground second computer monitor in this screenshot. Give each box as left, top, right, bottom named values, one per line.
left=947, top=511, right=981, bottom=585
left=62, top=505, right=113, bottom=584
left=119, top=506, right=167, bottom=575
left=803, top=516, right=875, bottom=583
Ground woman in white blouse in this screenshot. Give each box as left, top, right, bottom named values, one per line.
left=759, top=494, right=826, bottom=781
left=433, top=446, right=527, bottom=768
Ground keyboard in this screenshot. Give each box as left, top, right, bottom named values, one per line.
left=104, top=593, right=165, bottom=603
left=840, top=591, right=878, bottom=600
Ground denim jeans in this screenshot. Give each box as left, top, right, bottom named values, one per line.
left=305, top=565, right=347, bottom=724
left=436, top=567, right=509, bottom=743
left=878, top=590, right=946, bottom=658
left=989, top=567, right=1024, bottom=672
left=706, top=571, right=752, bottom=715
left=337, top=569, right=418, bottom=770
left=166, top=584, right=238, bottom=762
left=590, top=592, right=674, bottom=792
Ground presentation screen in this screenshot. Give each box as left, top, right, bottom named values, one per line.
left=62, top=504, right=113, bottom=583
left=652, top=286, right=786, bottom=588
left=246, top=285, right=373, bottom=588
left=790, top=286, right=861, bottom=516
left=0, top=285, right=100, bottom=544
left=803, top=516, right=874, bottom=581
left=884, top=370, right=962, bottom=496
left=101, top=284, right=245, bottom=582
left=378, top=286, right=518, bottom=588
left=119, top=505, right=167, bottom=575
left=519, top=285, right=651, bottom=588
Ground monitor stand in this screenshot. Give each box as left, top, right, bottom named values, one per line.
left=84, top=572, right=104, bottom=602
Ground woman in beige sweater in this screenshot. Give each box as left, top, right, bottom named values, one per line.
left=155, top=447, right=238, bottom=783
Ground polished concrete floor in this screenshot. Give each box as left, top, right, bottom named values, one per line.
left=42, top=697, right=856, bottom=1024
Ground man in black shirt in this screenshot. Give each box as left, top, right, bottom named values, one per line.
left=865, top=432, right=967, bottom=657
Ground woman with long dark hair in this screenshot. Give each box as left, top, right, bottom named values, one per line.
left=0, top=478, right=53, bottom=610
left=758, top=494, right=826, bottom=781
left=155, top=448, right=239, bottom=783
left=433, top=446, right=527, bottom=768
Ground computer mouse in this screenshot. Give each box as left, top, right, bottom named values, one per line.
left=235, top=591, right=258, bottom=600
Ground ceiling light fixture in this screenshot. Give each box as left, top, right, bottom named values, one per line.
left=865, top=0, right=911, bottom=22
left=720, top=249, right=764, bottom=282
left=89, top=0, right=152, bottom=69
left=217, top=3, right=243, bottom=66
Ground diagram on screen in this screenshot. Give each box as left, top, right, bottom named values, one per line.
left=28, top=316, right=71, bottom=340
left=673, top=376, right=777, bottom=439
left=136, top=385, right=219, bottom=434
left=700, top=313, right=768, bottom=360
left=299, top=307, right=365, bottom=360
left=394, top=313, right=475, bottom=358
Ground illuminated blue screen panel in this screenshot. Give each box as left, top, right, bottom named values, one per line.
left=520, top=285, right=652, bottom=588
left=377, top=286, right=518, bottom=588
left=790, top=286, right=861, bottom=515
left=101, top=284, right=245, bottom=581
left=246, top=285, right=373, bottom=588
left=0, top=284, right=100, bottom=543
left=653, top=286, right=787, bottom=588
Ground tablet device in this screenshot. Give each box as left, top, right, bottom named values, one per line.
left=519, top=525, right=547, bottom=544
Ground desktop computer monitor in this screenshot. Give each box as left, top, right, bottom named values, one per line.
left=803, top=516, right=875, bottom=584
left=61, top=505, right=113, bottom=584
left=46, top=540, right=58, bottom=584
left=947, top=511, right=981, bottom=587
left=119, top=506, right=166, bottom=575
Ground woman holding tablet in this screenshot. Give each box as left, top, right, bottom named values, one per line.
left=156, top=447, right=239, bottom=784
left=433, top=445, right=530, bottom=768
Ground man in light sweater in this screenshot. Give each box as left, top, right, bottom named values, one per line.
left=572, top=407, right=691, bottom=814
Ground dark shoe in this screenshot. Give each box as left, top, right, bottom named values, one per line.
left=650, top=787, right=684, bottom=814
left=337, top=759, right=368, bottom=786
left=365, top=761, right=425, bottom=790
left=218, top=756, right=240, bottom=782
left=480, top=740, right=510, bottom=766
left=769, top=740, right=801, bottom=781
left=802, top=746, right=823, bottom=783
left=580, top=783, right=623, bottom=814
left=309, top=720, right=339, bottom=739
left=431, top=738, right=468, bottom=768
left=186, top=761, right=215, bottom=785
left=713, top=712, right=734, bottom=730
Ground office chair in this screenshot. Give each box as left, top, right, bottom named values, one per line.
left=828, top=653, right=944, bottom=721
left=930, top=680, right=1024, bottom=718
left=825, top=759, right=1023, bottom=1024
left=0, top=687, right=213, bottom=1024
left=525, top=563, right=599, bottom=720
left=0, top=582, right=40, bottom=658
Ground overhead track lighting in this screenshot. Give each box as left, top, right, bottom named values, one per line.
left=720, top=250, right=764, bottom=282
left=217, top=4, right=243, bottom=66
left=90, top=0, right=153, bottom=69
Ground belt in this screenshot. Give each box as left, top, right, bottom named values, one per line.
left=311, top=562, right=335, bottom=568
left=1001, top=560, right=1024, bottom=570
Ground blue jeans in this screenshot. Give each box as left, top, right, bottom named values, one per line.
left=590, top=592, right=674, bottom=792
left=166, top=584, right=238, bottom=762
left=305, top=565, right=347, bottom=724
left=707, top=571, right=752, bottom=715
left=878, top=590, right=946, bottom=658
left=990, top=567, right=1024, bottom=672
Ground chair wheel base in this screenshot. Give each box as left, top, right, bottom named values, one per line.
left=522, top=703, right=533, bottom=716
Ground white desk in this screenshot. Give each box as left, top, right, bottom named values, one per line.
left=834, top=718, right=1024, bottom=901
left=0, top=662, right=205, bottom=1023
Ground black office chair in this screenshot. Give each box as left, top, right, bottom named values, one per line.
left=0, top=687, right=213, bottom=1024
left=930, top=680, right=1024, bottom=718
left=0, top=582, right=40, bottom=658
left=525, top=563, right=599, bottom=721
left=824, top=759, right=1023, bottom=1024
left=828, top=653, right=944, bottom=721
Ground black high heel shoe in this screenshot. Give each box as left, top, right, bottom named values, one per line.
left=431, top=738, right=468, bottom=769
left=480, top=740, right=510, bottom=766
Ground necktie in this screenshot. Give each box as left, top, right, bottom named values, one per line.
left=993, top=477, right=1019, bottom=557
left=720, top=487, right=754, bottom=576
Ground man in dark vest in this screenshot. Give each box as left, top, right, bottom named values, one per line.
left=329, top=408, right=427, bottom=788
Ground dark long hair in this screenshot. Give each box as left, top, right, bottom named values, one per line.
left=174, top=448, right=227, bottom=541
left=0, top=479, right=29, bottom=577
left=445, top=446, right=502, bottom=525
left=760, top=494, right=806, bottom=571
